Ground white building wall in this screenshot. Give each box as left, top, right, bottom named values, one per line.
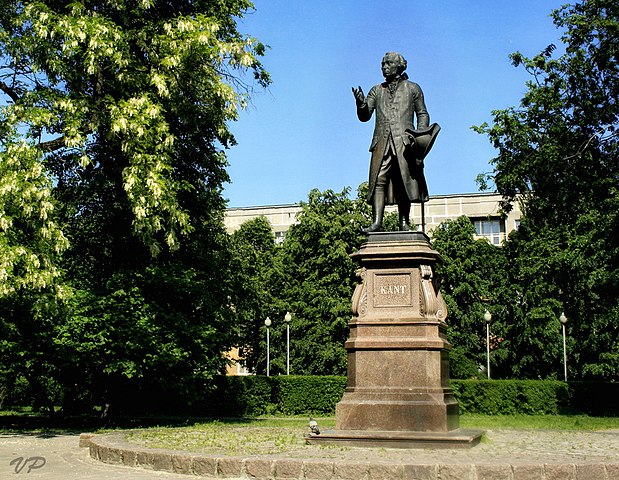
left=225, top=192, right=522, bottom=244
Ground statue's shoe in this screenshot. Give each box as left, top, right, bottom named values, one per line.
left=362, top=223, right=383, bottom=234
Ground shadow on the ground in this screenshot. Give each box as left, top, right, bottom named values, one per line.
left=0, top=413, right=267, bottom=434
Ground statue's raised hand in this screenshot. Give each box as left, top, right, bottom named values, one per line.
left=352, top=86, right=365, bottom=107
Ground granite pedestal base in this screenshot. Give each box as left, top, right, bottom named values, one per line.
left=307, top=231, right=483, bottom=448
left=306, top=429, right=483, bottom=449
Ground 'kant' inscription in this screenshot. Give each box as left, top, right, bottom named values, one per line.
left=374, top=274, right=412, bottom=307
left=380, top=285, right=407, bottom=295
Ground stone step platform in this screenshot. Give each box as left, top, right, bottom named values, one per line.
left=82, top=430, right=619, bottom=479
left=305, top=428, right=484, bottom=449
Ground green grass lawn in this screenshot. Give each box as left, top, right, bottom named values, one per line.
left=2, top=411, right=618, bottom=453
left=126, top=419, right=317, bottom=455
left=123, top=414, right=619, bottom=455
left=460, top=413, right=619, bottom=430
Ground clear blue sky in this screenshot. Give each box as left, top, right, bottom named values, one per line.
left=224, top=0, right=567, bottom=207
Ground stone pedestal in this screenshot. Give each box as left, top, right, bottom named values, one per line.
left=307, top=231, right=482, bottom=448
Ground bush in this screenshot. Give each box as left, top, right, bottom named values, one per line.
left=569, top=382, right=619, bottom=416
left=205, top=377, right=615, bottom=417
left=272, top=376, right=346, bottom=415
left=197, top=375, right=274, bottom=417
left=3, top=374, right=616, bottom=418
left=192, top=375, right=346, bottom=417
left=452, top=380, right=569, bottom=415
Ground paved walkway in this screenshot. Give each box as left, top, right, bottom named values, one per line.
left=2, top=429, right=619, bottom=479
left=0, top=433, right=189, bottom=479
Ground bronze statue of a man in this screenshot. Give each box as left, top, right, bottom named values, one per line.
left=353, top=51, right=440, bottom=233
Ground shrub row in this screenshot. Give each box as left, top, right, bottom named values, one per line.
left=3, top=375, right=617, bottom=417
left=196, top=375, right=347, bottom=417
left=452, top=380, right=569, bottom=415
left=197, top=376, right=619, bottom=417
left=459, top=380, right=619, bottom=415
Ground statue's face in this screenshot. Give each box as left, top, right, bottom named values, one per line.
left=381, top=55, right=399, bottom=78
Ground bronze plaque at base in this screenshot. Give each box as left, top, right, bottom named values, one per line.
left=306, top=232, right=483, bottom=448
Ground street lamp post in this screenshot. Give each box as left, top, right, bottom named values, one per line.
left=560, top=312, right=568, bottom=382
left=284, top=312, right=292, bottom=375
left=484, top=310, right=492, bottom=380
left=264, top=317, right=271, bottom=377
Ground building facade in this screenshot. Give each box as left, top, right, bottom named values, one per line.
left=225, top=192, right=521, bottom=246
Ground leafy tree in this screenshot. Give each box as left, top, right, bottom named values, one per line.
left=431, top=216, right=509, bottom=379
left=228, top=215, right=282, bottom=375
left=0, top=145, right=69, bottom=298
left=225, top=185, right=426, bottom=378
left=271, top=187, right=368, bottom=376
left=497, top=225, right=573, bottom=379
left=0, top=0, right=270, bottom=410
left=475, top=0, right=619, bottom=379
left=1, top=0, right=269, bottom=256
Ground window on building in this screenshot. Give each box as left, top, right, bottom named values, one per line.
left=235, top=347, right=253, bottom=376
left=473, top=219, right=503, bottom=245
left=236, top=362, right=252, bottom=376
left=274, top=231, right=286, bottom=244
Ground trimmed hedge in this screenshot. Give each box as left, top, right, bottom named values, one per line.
left=194, top=375, right=347, bottom=416
left=568, top=381, right=619, bottom=416
left=454, top=380, right=619, bottom=416
left=272, top=376, right=347, bottom=415
left=195, top=376, right=618, bottom=417
left=195, top=375, right=274, bottom=417
left=3, top=374, right=616, bottom=417
left=452, top=380, right=569, bottom=415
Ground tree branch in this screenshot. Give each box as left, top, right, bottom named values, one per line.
left=37, top=136, right=66, bottom=152
left=0, top=80, right=20, bottom=103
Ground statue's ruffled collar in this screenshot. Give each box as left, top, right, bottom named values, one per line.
left=383, top=72, right=409, bottom=87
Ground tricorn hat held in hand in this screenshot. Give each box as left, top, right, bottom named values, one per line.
left=405, top=123, right=441, bottom=161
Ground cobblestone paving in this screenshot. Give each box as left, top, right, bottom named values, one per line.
left=0, top=433, right=189, bottom=479
left=278, top=429, right=619, bottom=464
left=2, top=429, right=619, bottom=479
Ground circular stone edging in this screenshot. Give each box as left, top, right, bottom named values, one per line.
left=80, top=432, right=619, bottom=480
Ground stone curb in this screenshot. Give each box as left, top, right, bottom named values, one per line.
left=81, top=432, right=619, bottom=480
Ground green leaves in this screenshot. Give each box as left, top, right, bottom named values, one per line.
left=229, top=188, right=367, bottom=376
left=272, top=189, right=367, bottom=375
left=432, top=216, right=509, bottom=378
left=1, top=0, right=270, bottom=257
left=475, top=0, right=619, bottom=380
left=227, top=216, right=280, bottom=374
left=0, top=0, right=269, bottom=411
left=0, top=138, right=68, bottom=296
